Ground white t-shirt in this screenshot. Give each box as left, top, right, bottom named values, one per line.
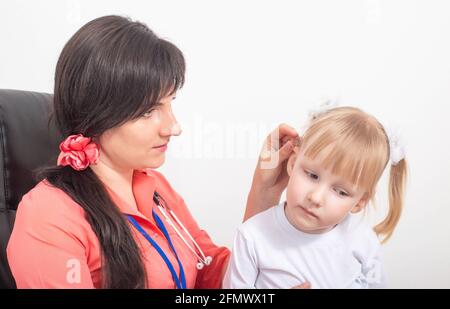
left=223, top=202, right=387, bottom=289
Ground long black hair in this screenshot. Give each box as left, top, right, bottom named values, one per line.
left=38, top=15, right=185, bottom=288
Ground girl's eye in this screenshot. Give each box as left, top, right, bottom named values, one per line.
left=335, top=188, right=349, bottom=197
left=305, top=170, right=319, bottom=180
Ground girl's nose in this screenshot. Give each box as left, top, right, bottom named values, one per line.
left=307, top=185, right=326, bottom=207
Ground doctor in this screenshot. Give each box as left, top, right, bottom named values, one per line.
left=7, top=15, right=300, bottom=289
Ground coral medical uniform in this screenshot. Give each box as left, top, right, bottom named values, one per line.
left=7, top=169, right=230, bottom=288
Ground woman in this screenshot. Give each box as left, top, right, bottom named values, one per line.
left=7, top=15, right=299, bottom=288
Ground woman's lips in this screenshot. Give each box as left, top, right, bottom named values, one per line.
left=153, top=143, right=168, bottom=152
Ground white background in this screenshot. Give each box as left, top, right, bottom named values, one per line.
left=1, top=0, right=450, bottom=288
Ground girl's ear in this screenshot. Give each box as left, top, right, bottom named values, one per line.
left=287, top=137, right=301, bottom=177
left=351, top=193, right=370, bottom=214
left=287, top=151, right=298, bottom=177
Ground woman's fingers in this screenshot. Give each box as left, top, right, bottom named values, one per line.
left=278, top=140, right=294, bottom=163
left=280, top=135, right=292, bottom=148
left=278, top=123, right=299, bottom=139
left=291, top=282, right=311, bottom=289
left=266, top=123, right=298, bottom=151
left=277, top=123, right=299, bottom=149
left=259, top=124, right=300, bottom=171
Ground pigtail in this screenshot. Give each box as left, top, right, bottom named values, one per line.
left=374, top=159, right=407, bottom=243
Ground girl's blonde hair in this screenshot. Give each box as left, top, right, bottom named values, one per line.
left=301, top=107, right=407, bottom=243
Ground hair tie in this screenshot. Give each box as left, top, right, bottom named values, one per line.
left=308, top=97, right=340, bottom=121
left=384, top=127, right=406, bottom=166
left=57, top=134, right=100, bottom=171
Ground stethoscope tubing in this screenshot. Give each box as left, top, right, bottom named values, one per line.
left=154, top=192, right=212, bottom=269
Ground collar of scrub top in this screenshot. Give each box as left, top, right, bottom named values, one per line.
left=127, top=209, right=187, bottom=289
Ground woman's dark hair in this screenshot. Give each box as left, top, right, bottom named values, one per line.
left=38, top=15, right=185, bottom=288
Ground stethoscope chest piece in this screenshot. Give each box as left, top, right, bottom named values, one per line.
left=196, top=256, right=213, bottom=270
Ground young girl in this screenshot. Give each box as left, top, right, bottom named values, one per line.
left=223, top=106, right=407, bottom=289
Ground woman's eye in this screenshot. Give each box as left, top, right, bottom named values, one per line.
left=305, top=170, right=319, bottom=180
left=143, top=103, right=165, bottom=118
left=143, top=110, right=155, bottom=118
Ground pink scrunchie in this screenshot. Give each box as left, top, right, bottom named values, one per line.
left=57, top=134, right=100, bottom=171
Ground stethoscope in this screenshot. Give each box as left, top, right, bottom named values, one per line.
left=152, top=191, right=213, bottom=270
left=126, top=191, right=212, bottom=289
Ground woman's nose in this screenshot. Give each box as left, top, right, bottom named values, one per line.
left=160, top=110, right=182, bottom=137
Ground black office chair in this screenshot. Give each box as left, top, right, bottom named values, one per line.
left=0, top=89, right=62, bottom=288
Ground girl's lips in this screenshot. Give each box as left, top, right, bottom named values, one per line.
left=299, top=206, right=318, bottom=218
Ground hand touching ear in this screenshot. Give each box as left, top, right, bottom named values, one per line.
left=245, top=124, right=299, bottom=221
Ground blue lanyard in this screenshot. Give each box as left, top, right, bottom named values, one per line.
left=127, top=210, right=187, bottom=289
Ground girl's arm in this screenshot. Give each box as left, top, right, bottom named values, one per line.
left=363, top=241, right=388, bottom=288
left=222, top=229, right=258, bottom=288
left=354, top=228, right=388, bottom=288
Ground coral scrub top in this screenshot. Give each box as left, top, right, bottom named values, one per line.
left=7, top=169, right=230, bottom=288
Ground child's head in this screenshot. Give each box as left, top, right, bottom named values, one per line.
left=286, top=106, right=407, bottom=242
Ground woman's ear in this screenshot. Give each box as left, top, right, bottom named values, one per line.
left=351, top=193, right=370, bottom=214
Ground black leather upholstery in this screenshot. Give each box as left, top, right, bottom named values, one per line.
left=0, top=89, right=62, bottom=288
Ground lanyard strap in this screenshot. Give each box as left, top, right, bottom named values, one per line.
left=127, top=211, right=187, bottom=289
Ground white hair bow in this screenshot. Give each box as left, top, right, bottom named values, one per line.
left=385, top=127, right=406, bottom=166
left=307, top=98, right=339, bottom=121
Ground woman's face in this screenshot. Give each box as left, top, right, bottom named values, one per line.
left=97, top=93, right=181, bottom=172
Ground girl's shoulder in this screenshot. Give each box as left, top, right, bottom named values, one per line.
left=341, top=215, right=381, bottom=252
left=236, top=202, right=281, bottom=241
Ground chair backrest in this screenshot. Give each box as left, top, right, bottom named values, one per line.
left=0, top=89, right=62, bottom=288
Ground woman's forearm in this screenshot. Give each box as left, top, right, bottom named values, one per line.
left=244, top=182, right=281, bottom=222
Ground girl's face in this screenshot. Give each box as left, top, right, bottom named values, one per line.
left=97, top=93, right=181, bottom=172
left=286, top=147, right=368, bottom=234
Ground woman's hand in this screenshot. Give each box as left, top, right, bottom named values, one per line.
left=292, top=282, right=311, bottom=289
left=244, top=124, right=299, bottom=221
